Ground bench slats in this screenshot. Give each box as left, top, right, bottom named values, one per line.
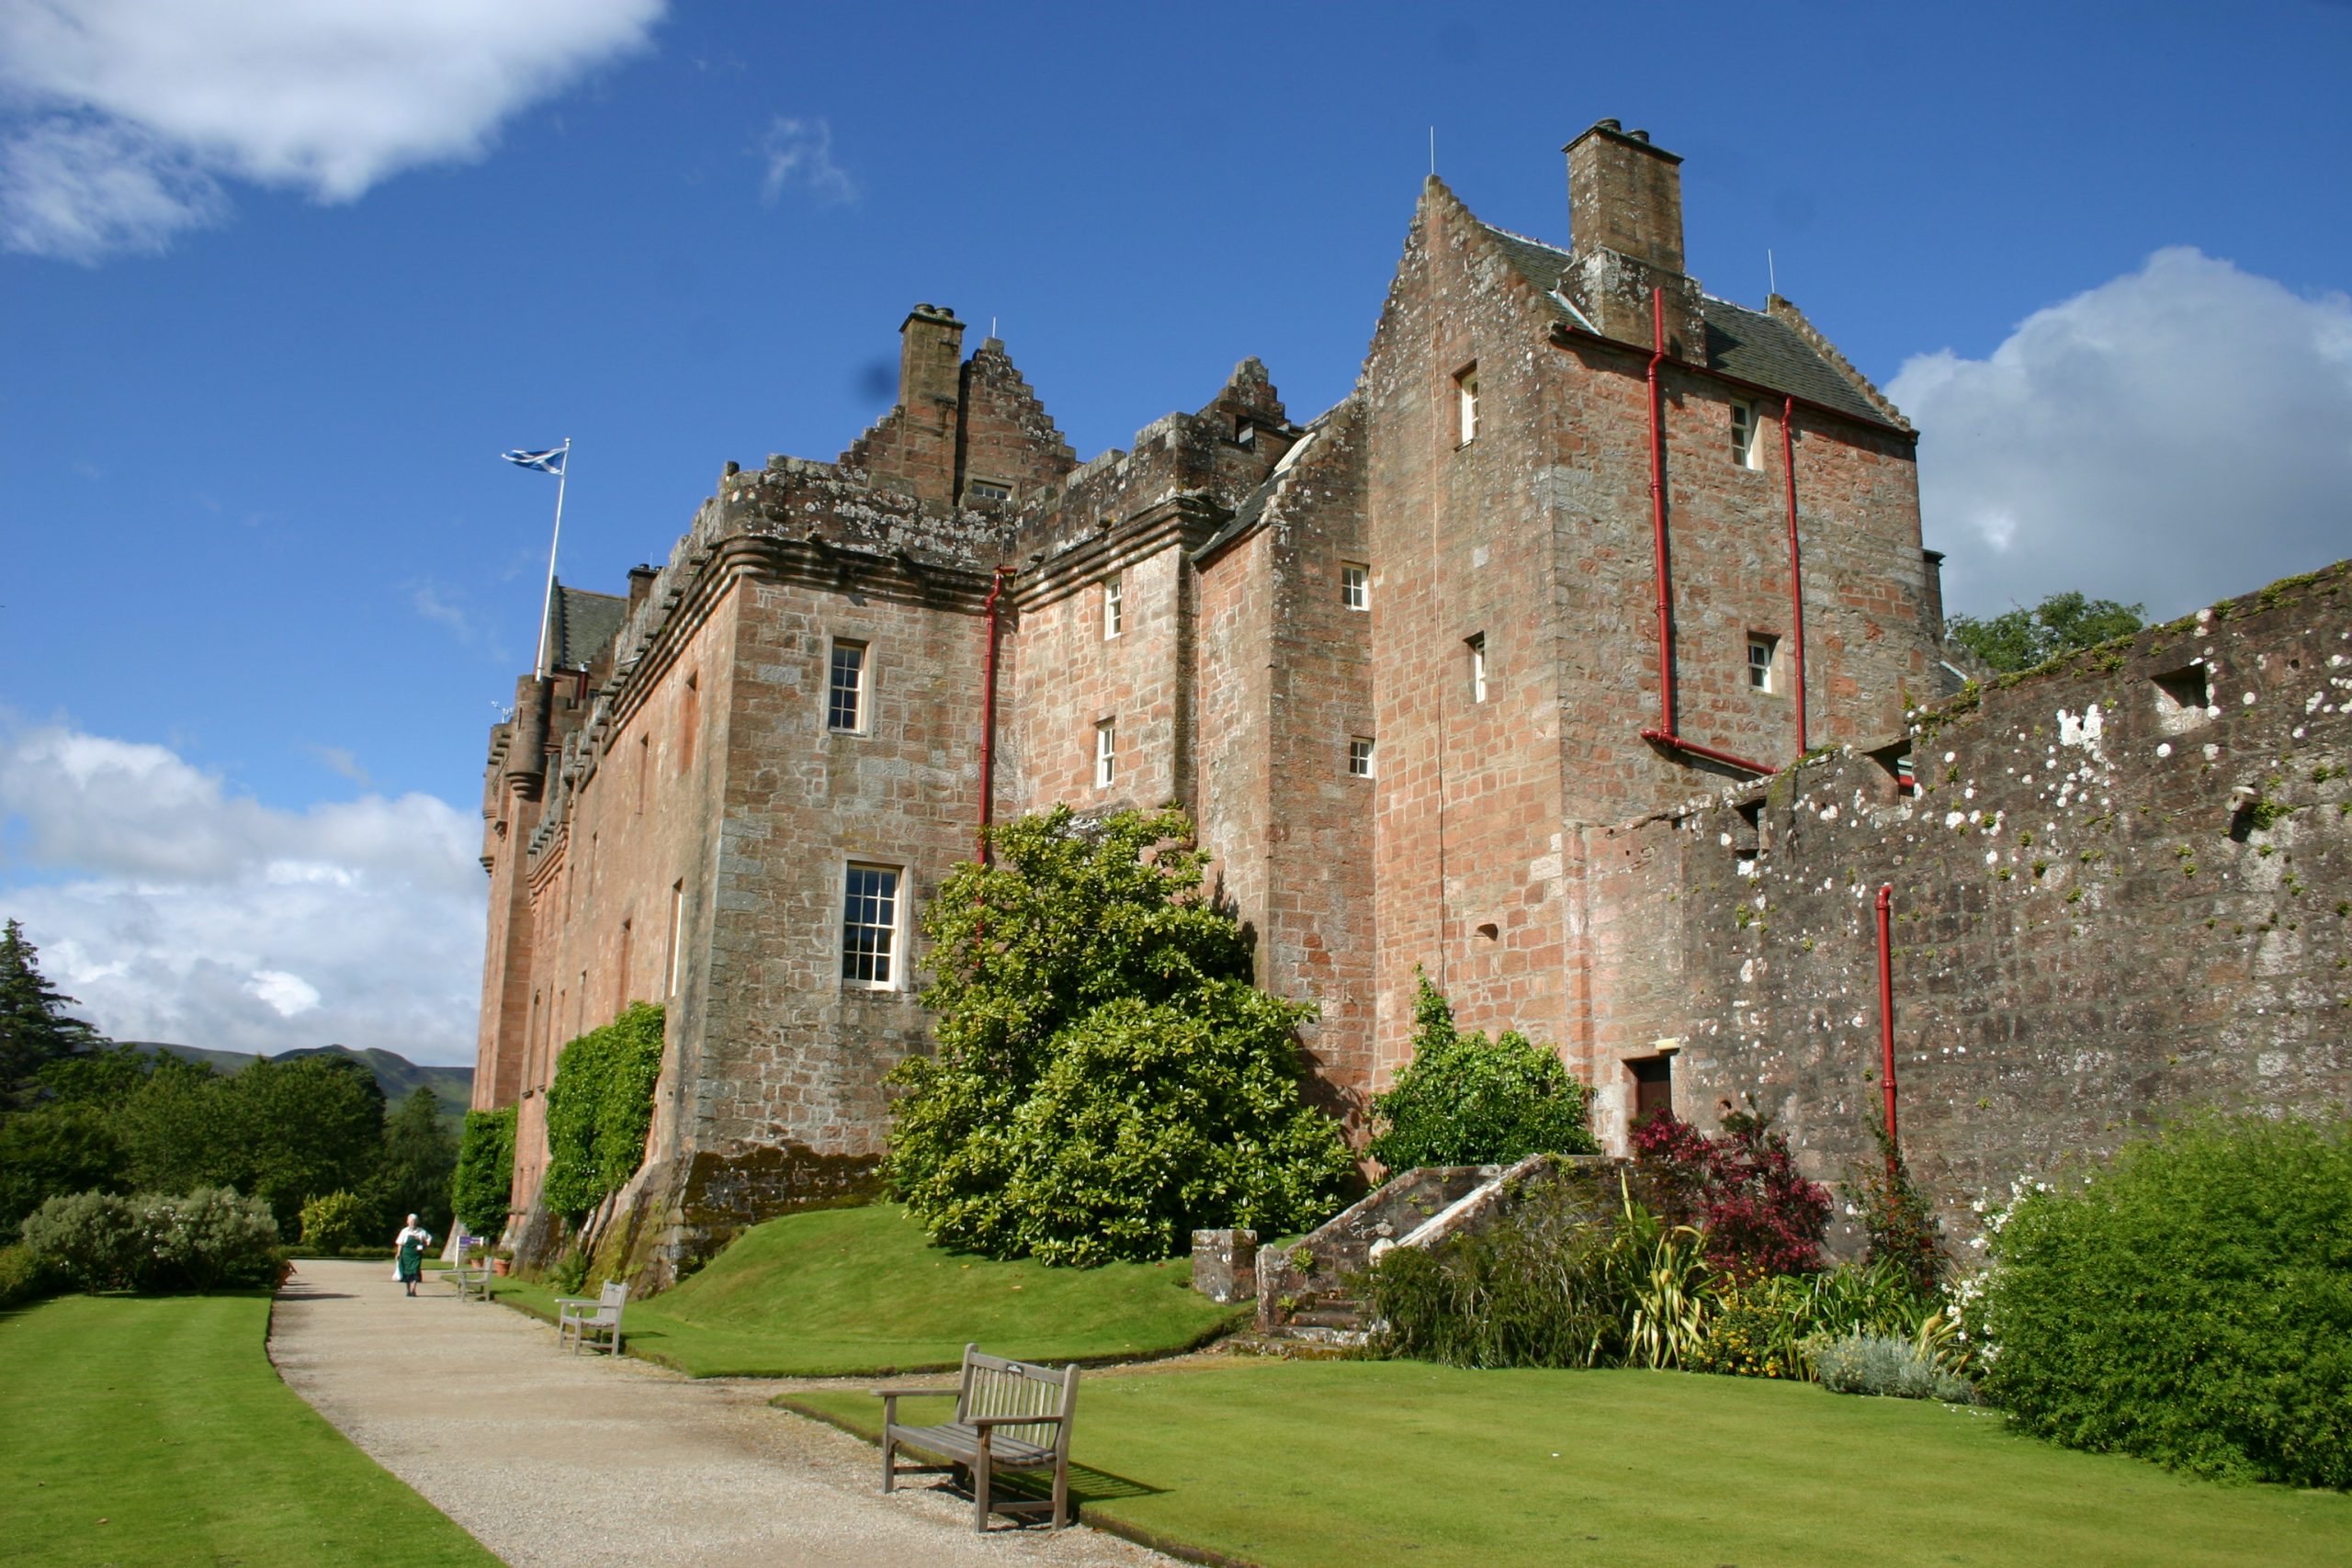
left=878, top=1342, right=1079, bottom=1532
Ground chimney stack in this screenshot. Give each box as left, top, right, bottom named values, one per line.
left=627, top=563, right=658, bottom=610
left=1563, top=119, right=1704, bottom=359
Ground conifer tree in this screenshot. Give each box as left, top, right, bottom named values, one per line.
left=0, top=919, right=107, bottom=1109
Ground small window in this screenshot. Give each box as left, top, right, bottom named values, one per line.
left=636, top=734, right=650, bottom=815
left=1348, top=737, right=1375, bottom=778
left=1456, top=366, right=1479, bottom=445
left=1341, top=563, right=1370, bottom=612
left=678, top=672, right=699, bottom=773
left=1730, top=400, right=1760, bottom=469
left=1467, top=634, right=1487, bottom=704
left=841, top=864, right=902, bottom=987
left=1747, top=635, right=1777, bottom=692
left=966, top=478, right=1011, bottom=502
left=1103, top=576, right=1124, bottom=639
left=829, top=639, right=867, bottom=731
left=1094, top=718, right=1117, bottom=788
left=665, top=880, right=686, bottom=997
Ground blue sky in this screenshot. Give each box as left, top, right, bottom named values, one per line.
left=5, top=1, right=2350, bottom=1062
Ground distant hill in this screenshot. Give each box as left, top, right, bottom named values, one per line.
left=130, top=1043, right=472, bottom=1122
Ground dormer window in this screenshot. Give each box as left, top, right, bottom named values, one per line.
left=1455, top=366, right=1479, bottom=445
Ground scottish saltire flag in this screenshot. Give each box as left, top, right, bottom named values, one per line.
left=502, top=446, right=566, bottom=474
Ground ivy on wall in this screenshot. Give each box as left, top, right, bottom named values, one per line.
left=448, top=1105, right=518, bottom=1235
left=541, top=1002, right=665, bottom=1219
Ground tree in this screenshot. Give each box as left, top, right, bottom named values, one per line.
left=0, top=1101, right=129, bottom=1233
left=229, top=1054, right=387, bottom=1233
left=885, top=806, right=1353, bottom=1265
left=114, top=1054, right=240, bottom=1196
left=1946, top=591, right=2145, bottom=674
left=1365, top=972, right=1598, bottom=1170
left=0, top=919, right=107, bottom=1109
left=377, top=1087, right=458, bottom=1234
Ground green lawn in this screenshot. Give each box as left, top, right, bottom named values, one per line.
left=786, top=1359, right=2352, bottom=1568
left=492, top=1201, right=1243, bottom=1377
left=0, top=1292, right=495, bottom=1568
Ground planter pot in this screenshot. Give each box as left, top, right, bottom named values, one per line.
left=492, top=1258, right=513, bottom=1276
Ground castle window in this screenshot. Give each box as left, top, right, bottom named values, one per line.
left=1456, top=366, right=1479, bottom=445
left=829, top=639, right=868, bottom=732
left=678, top=672, right=699, bottom=773
left=1341, top=563, right=1370, bottom=612
left=1095, top=718, right=1117, bottom=788
left=841, top=863, right=902, bottom=987
left=1349, top=737, right=1375, bottom=778
left=1468, top=634, right=1488, bottom=704
left=666, top=880, right=686, bottom=997
left=1103, top=576, right=1124, bottom=639
left=636, top=734, right=649, bottom=815
left=1730, top=400, right=1761, bottom=469
left=1747, top=634, right=1778, bottom=692
left=966, top=478, right=1011, bottom=503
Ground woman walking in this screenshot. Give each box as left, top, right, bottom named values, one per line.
left=394, top=1213, right=434, bottom=1297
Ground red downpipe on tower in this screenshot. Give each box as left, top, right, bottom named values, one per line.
left=1634, top=286, right=1779, bottom=778
left=1875, top=883, right=1900, bottom=1174
left=1782, top=396, right=1808, bottom=757
left=978, top=567, right=1008, bottom=863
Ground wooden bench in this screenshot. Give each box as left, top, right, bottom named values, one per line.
left=555, top=1280, right=628, bottom=1355
left=447, top=1250, right=493, bottom=1302
left=875, top=1344, right=1079, bottom=1532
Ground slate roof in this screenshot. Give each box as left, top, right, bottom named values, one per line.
left=549, top=583, right=628, bottom=670
left=1476, top=222, right=1897, bottom=428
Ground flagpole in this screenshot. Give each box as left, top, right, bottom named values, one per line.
left=532, top=437, right=571, bottom=680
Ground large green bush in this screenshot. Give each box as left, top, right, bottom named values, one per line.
left=541, top=1002, right=665, bottom=1218
left=449, top=1106, right=517, bottom=1235
left=299, top=1189, right=371, bottom=1255
left=0, top=1101, right=129, bottom=1233
left=21, top=1187, right=278, bottom=1293
left=20, top=1190, right=142, bottom=1292
left=886, top=807, right=1353, bottom=1265
left=1975, top=1113, right=2352, bottom=1488
left=1364, top=973, right=1596, bottom=1170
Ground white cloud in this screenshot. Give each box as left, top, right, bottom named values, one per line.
left=757, top=116, right=854, bottom=205
left=0, top=721, right=484, bottom=1064
left=305, top=744, right=373, bottom=789
left=0, top=0, right=665, bottom=261
left=1890, top=248, right=2352, bottom=621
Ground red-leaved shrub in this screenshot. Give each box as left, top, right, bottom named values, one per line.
left=1631, top=1105, right=1828, bottom=1280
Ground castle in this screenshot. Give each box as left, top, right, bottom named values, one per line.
left=472, top=122, right=2351, bottom=1280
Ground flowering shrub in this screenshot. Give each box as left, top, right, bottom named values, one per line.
left=19, top=1190, right=141, bottom=1292
left=1631, top=1105, right=1829, bottom=1280
left=1975, top=1113, right=2352, bottom=1488
left=137, top=1187, right=279, bottom=1292
left=19, top=1186, right=277, bottom=1292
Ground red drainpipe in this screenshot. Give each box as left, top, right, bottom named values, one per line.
left=1875, top=883, right=1900, bottom=1175
left=1634, top=286, right=1779, bottom=779
left=1644, top=286, right=1675, bottom=738
left=977, top=567, right=1008, bottom=864
left=1782, top=397, right=1808, bottom=759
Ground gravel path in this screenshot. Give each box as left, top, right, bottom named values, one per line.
left=268, top=1259, right=1182, bottom=1568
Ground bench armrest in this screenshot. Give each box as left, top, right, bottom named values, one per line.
left=871, top=1384, right=955, bottom=1399
left=554, top=1296, right=596, bottom=1307
left=967, top=1413, right=1062, bottom=1429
